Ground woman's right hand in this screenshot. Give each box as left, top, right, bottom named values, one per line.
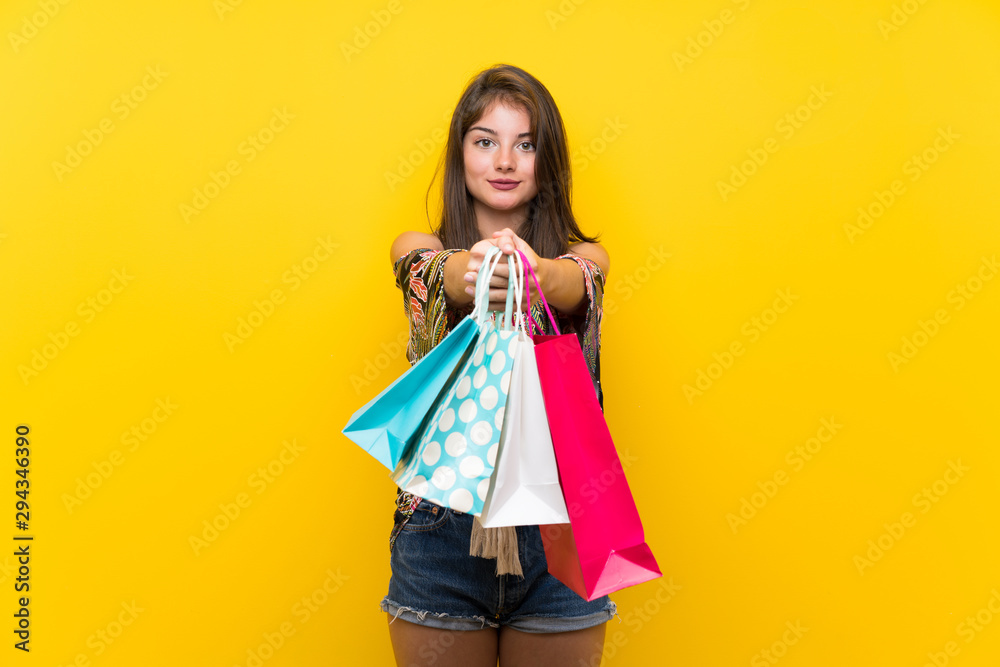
left=464, top=239, right=514, bottom=312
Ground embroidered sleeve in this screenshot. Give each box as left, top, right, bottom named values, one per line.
left=392, top=247, right=466, bottom=366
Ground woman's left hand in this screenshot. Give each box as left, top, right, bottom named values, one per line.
left=492, top=228, right=542, bottom=311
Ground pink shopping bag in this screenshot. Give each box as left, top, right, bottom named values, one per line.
left=521, top=252, right=661, bottom=601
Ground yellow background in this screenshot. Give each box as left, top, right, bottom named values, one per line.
left=2, top=0, right=999, bottom=665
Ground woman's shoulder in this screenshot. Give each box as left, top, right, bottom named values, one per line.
left=390, top=231, right=443, bottom=263
left=565, top=241, right=610, bottom=275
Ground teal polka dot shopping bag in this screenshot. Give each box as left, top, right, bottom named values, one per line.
left=391, top=245, right=524, bottom=515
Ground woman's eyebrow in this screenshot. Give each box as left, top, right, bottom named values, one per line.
left=469, top=126, right=532, bottom=138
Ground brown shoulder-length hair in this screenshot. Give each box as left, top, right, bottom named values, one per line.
left=425, top=63, right=599, bottom=259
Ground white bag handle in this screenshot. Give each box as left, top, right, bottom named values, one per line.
left=506, top=249, right=529, bottom=334
left=501, top=248, right=526, bottom=332
left=473, top=245, right=505, bottom=326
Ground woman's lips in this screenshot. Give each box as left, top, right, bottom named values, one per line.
left=488, top=180, right=519, bottom=190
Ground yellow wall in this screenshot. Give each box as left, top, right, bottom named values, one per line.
left=2, top=0, right=999, bottom=665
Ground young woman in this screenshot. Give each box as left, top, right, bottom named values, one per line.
left=383, top=63, right=613, bottom=667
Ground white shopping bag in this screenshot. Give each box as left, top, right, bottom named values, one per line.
left=478, top=251, right=569, bottom=527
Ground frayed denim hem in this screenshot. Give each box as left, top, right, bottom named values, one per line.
left=503, top=599, right=619, bottom=634
left=380, top=596, right=501, bottom=631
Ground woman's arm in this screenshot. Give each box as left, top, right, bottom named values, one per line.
left=389, top=230, right=610, bottom=314
left=540, top=242, right=610, bottom=315
left=491, top=230, right=610, bottom=315
left=389, top=231, right=473, bottom=309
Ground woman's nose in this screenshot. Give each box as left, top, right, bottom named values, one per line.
left=495, top=147, right=514, bottom=170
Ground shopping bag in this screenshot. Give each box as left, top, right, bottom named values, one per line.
left=525, top=255, right=661, bottom=601
left=340, top=246, right=503, bottom=471
left=341, top=317, right=477, bottom=470
left=478, top=251, right=569, bottom=527
left=391, top=245, right=520, bottom=515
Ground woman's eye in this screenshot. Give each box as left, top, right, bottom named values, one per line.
left=472, top=138, right=534, bottom=150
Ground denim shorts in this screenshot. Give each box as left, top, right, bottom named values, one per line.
left=381, top=497, right=617, bottom=633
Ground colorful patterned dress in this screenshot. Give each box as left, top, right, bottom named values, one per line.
left=388, top=247, right=606, bottom=552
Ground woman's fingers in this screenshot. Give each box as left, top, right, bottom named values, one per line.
left=465, top=243, right=526, bottom=298
left=466, top=279, right=511, bottom=297
left=465, top=239, right=504, bottom=290
left=465, top=260, right=509, bottom=288
left=491, top=230, right=518, bottom=254
left=467, top=238, right=501, bottom=271
left=489, top=262, right=510, bottom=279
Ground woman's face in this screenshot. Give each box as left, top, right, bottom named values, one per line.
left=462, top=101, right=538, bottom=223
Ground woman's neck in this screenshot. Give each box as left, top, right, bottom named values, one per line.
left=474, top=200, right=528, bottom=240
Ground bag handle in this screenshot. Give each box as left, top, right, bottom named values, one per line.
left=473, top=245, right=505, bottom=326
left=504, top=248, right=533, bottom=335
left=516, top=249, right=560, bottom=336
left=504, top=249, right=524, bottom=332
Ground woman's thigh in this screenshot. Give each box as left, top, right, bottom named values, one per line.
left=387, top=614, right=498, bottom=667
left=497, top=623, right=606, bottom=667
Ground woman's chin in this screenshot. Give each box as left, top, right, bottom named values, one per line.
left=484, top=196, right=526, bottom=212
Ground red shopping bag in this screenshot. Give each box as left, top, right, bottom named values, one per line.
left=519, top=251, right=661, bottom=601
